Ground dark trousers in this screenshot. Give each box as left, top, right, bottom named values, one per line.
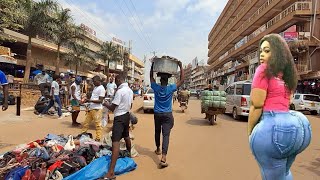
left=154, top=112, right=174, bottom=155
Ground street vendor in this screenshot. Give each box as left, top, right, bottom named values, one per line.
left=150, top=60, right=184, bottom=168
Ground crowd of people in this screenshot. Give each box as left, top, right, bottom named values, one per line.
left=0, top=34, right=314, bottom=180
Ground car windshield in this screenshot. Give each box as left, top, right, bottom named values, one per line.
left=147, top=89, right=154, bottom=94
left=303, top=95, right=320, bottom=102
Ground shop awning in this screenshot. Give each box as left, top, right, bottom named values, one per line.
left=88, top=71, right=107, bottom=79
left=0, top=55, right=17, bottom=64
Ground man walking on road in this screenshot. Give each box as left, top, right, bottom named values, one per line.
left=0, top=70, right=9, bottom=111
left=82, top=76, right=105, bottom=141
left=150, top=61, right=184, bottom=168
left=102, top=74, right=133, bottom=179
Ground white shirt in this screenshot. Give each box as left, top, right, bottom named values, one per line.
left=51, top=81, right=59, bottom=96
left=107, top=82, right=117, bottom=96
left=112, top=83, right=133, bottom=117
left=89, top=85, right=106, bottom=110
left=35, top=73, right=49, bottom=85
left=70, top=82, right=81, bottom=100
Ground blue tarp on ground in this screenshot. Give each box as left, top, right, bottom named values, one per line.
left=63, top=155, right=137, bottom=180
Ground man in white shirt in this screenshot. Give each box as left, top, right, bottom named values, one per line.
left=39, top=74, right=63, bottom=119
left=102, top=74, right=133, bottom=180
left=82, top=76, right=106, bottom=141
left=34, top=69, right=50, bottom=95
left=106, top=77, right=117, bottom=98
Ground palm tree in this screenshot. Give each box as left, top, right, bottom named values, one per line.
left=63, top=40, right=95, bottom=75
left=0, top=0, right=25, bottom=43
left=48, top=7, right=79, bottom=75
left=97, top=41, right=119, bottom=81
left=19, top=0, right=57, bottom=82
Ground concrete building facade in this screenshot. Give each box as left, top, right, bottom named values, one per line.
left=207, top=0, right=320, bottom=91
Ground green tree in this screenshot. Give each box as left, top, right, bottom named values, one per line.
left=19, top=0, right=57, bottom=82
left=48, top=7, right=79, bottom=75
left=97, top=41, right=120, bottom=81
left=63, top=41, right=95, bottom=75
left=0, top=0, right=25, bottom=43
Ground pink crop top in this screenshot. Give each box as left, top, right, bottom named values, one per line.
left=252, top=64, right=290, bottom=112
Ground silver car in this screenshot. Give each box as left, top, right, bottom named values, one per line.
left=225, top=81, right=252, bottom=120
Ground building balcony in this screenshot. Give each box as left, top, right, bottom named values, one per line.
left=208, top=1, right=313, bottom=69
left=208, top=1, right=312, bottom=64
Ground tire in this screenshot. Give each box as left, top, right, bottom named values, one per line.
left=311, top=111, right=318, bottom=115
left=290, top=104, right=295, bottom=110
left=232, top=108, right=240, bottom=120
left=143, top=109, right=148, bottom=113
left=209, top=116, right=214, bottom=125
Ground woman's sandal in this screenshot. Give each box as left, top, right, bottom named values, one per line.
left=159, top=160, right=168, bottom=168
left=154, top=150, right=161, bottom=155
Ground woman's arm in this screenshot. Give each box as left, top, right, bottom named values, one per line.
left=248, top=88, right=267, bottom=135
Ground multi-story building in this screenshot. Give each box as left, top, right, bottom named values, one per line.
left=0, top=26, right=143, bottom=82
left=207, top=0, right=320, bottom=92
left=190, top=65, right=207, bottom=90
left=127, top=54, right=144, bottom=83
left=184, top=64, right=192, bottom=89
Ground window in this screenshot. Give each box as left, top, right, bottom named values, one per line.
left=236, top=84, right=243, bottom=95
left=294, top=95, right=300, bottom=99
left=226, top=85, right=235, bottom=95
left=303, top=95, right=320, bottom=102
left=243, top=84, right=251, bottom=95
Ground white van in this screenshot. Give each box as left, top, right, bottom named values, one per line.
left=225, top=81, right=252, bottom=120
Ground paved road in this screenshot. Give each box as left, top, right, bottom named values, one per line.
left=0, top=98, right=319, bottom=179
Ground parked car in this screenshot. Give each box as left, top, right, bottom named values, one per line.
left=224, top=81, right=252, bottom=120
left=0, top=93, right=16, bottom=105
left=190, top=89, right=197, bottom=97
left=290, top=94, right=320, bottom=115
left=143, top=88, right=154, bottom=113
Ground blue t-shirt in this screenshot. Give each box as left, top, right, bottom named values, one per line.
left=0, top=70, right=8, bottom=86
left=151, top=82, right=177, bottom=113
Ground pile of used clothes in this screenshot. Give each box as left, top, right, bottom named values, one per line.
left=0, top=133, right=137, bottom=180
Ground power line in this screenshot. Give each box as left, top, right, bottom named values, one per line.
left=122, top=0, right=153, bottom=50
left=63, top=0, right=113, bottom=40
left=128, top=0, right=154, bottom=49
left=112, top=0, right=153, bottom=52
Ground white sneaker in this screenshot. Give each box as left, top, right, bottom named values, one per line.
left=38, top=114, right=44, bottom=118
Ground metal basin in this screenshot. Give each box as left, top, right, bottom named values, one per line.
left=153, top=56, right=179, bottom=75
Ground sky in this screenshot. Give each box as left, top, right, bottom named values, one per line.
left=55, top=0, right=228, bottom=66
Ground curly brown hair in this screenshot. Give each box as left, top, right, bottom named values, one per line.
left=259, top=34, right=298, bottom=92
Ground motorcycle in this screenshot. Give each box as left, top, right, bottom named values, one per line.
left=179, top=96, right=188, bottom=113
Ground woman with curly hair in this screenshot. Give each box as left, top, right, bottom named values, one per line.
left=248, top=34, right=312, bottom=180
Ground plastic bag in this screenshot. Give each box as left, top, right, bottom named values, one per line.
left=64, top=135, right=75, bottom=151
left=63, top=156, right=137, bottom=180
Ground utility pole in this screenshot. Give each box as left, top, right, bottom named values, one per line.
left=123, top=40, right=131, bottom=81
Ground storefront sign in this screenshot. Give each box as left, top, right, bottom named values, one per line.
left=284, top=32, right=298, bottom=41
left=112, top=37, right=125, bottom=46
left=80, top=23, right=96, bottom=36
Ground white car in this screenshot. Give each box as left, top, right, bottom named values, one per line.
left=143, top=88, right=154, bottom=113
left=290, top=94, right=320, bottom=115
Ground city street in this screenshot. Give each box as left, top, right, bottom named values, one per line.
left=0, top=98, right=320, bottom=180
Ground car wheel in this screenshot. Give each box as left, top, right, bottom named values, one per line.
left=232, top=108, right=240, bottom=120
left=311, top=110, right=318, bottom=115
left=289, top=104, right=295, bottom=110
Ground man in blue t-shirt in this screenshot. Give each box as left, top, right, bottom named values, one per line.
left=0, top=70, right=9, bottom=111
left=150, top=60, right=184, bottom=168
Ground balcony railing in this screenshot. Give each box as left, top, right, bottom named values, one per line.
left=210, top=1, right=312, bottom=68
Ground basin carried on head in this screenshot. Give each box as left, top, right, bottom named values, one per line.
left=152, top=56, right=179, bottom=75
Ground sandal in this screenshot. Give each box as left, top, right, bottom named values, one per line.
left=159, top=160, right=168, bottom=168
left=99, top=177, right=116, bottom=180
left=154, top=150, right=161, bottom=155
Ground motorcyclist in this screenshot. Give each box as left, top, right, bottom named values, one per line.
left=179, top=88, right=189, bottom=106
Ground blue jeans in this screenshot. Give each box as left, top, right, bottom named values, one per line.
left=41, top=95, right=62, bottom=117
left=249, top=111, right=312, bottom=180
